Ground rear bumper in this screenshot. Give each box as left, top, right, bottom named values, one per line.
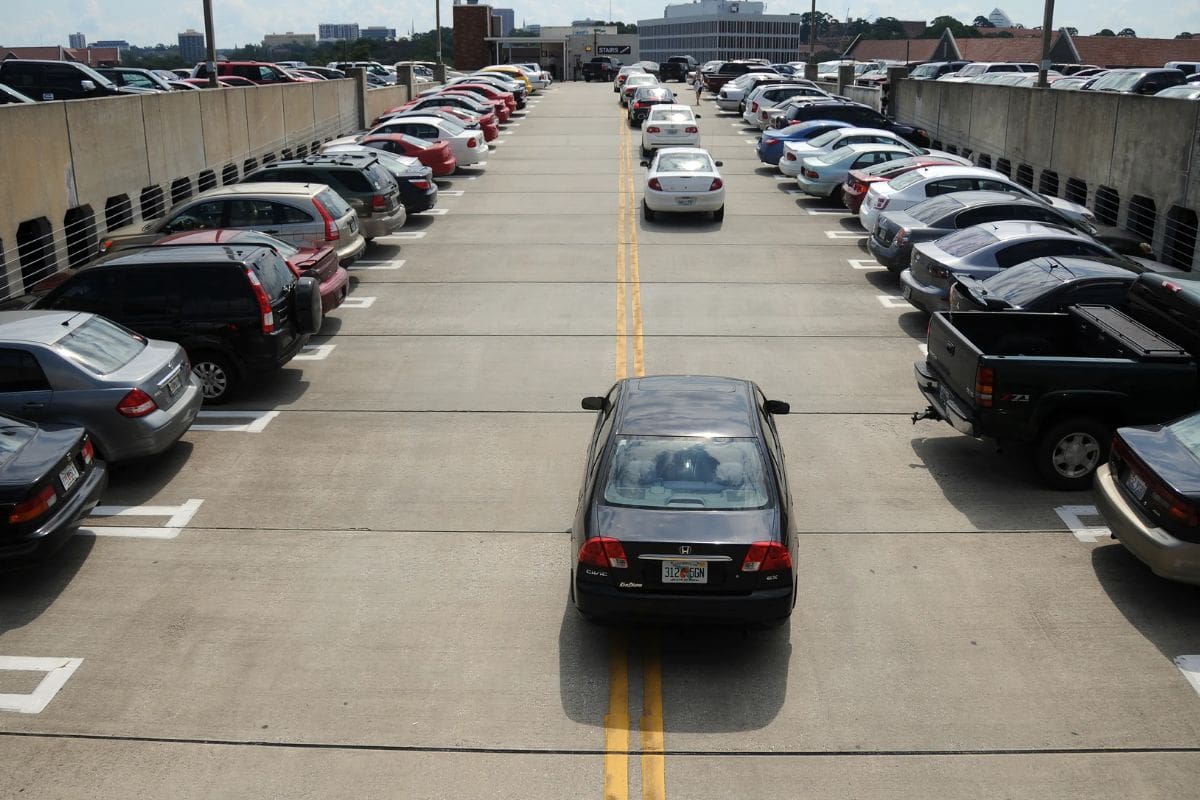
left=575, top=578, right=793, bottom=625
left=866, top=233, right=909, bottom=270
left=1095, top=463, right=1200, bottom=585
left=794, top=175, right=840, bottom=198
left=359, top=205, right=407, bottom=239
left=319, top=266, right=350, bottom=312
left=714, top=97, right=740, bottom=110
left=899, top=269, right=948, bottom=313
left=104, top=377, right=203, bottom=461
left=0, top=460, right=108, bottom=567
left=913, top=360, right=979, bottom=437
left=336, top=234, right=367, bottom=266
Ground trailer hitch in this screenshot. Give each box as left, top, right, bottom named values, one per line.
left=912, top=406, right=942, bottom=424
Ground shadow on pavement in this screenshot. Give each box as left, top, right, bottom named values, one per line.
left=1091, top=543, right=1200, bottom=661
left=101, top=440, right=196, bottom=507
left=0, top=532, right=93, bottom=634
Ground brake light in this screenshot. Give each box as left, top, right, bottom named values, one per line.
left=245, top=268, right=276, bottom=334
left=634, top=101, right=646, bottom=109
left=785, top=152, right=796, bottom=161
left=802, top=168, right=819, bottom=179
left=313, top=198, right=340, bottom=242
left=751, top=101, right=759, bottom=112
left=874, top=196, right=890, bottom=210
left=648, top=178, right=663, bottom=191
left=684, top=126, right=698, bottom=133
left=409, top=179, right=431, bottom=190
left=975, top=366, right=994, bottom=408
left=741, top=541, right=792, bottom=572
left=709, top=178, right=723, bottom=191
left=895, top=228, right=910, bottom=246
left=578, top=537, right=629, bottom=569
left=99, top=238, right=116, bottom=254
left=9, top=485, right=57, bottom=524
left=646, top=126, right=661, bottom=133
left=81, top=437, right=94, bottom=465
left=116, top=388, right=158, bottom=418
left=467, top=137, right=477, bottom=148
left=371, top=194, right=387, bottom=212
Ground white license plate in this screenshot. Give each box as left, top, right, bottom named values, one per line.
left=167, top=372, right=183, bottom=396
left=1124, top=471, right=1148, bottom=500
left=676, top=196, right=696, bottom=206
left=662, top=560, right=707, bottom=584
left=59, top=462, right=80, bottom=492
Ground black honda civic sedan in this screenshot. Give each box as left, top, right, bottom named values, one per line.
left=570, top=375, right=796, bottom=626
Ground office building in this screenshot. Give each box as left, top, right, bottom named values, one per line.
left=178, top=29, right=205, bottom=65
left=263, top=32, right=317, bottom=48
left=493, top=9, right=515, bottom=37
left=93, top=39, right=129, bottom=51
left=361, top=26, right=397, bottom=41
left=319, top=23, right=361, bottom=42
left=638, top=0, right=803, bottom=64
left=68, top=32, right=86, bottom=49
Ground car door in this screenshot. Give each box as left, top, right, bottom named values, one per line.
left=0, top=347, right=53, bottom=423
left=180, top=266, right=257, bottom=356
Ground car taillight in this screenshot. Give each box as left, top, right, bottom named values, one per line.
left=313, top=198, right=340, bottom=242
left=785, top=152, right=796, bottom=161
left=802, top=168, right=819, bottom=179
left=409, top=179, right=431, bottom=190
left=975, top=366, right=994, bottom=408
left=634, top=101, right=645, bottom=109
left=709, top=178, right=723, bottom=191
left=874, top=196, right=889, bottom=210
left=895, top=228, right=909, bottom=246
left=116, top=388, right=158, bottom=418
left=99, top=238, right=115, bottom=254
left=81, top=437, right=94, bottom=465
left=646, top=126, right=661, bottom=133
left=9, top=485, right=57, bottom=524
left=848, top=179, right=862, bottom=192
left=648, top=178, right=663, bottom=191
left=245, top=268, right=276, bottom=334
left=684, top=126, right=698, bottom=133
left=751, top=101, right=759, bottom=112
left=467, top=137, right=477, bottom=148
left=578, top=537, right=629, bottom=569
left=741, top=542, right=792, bottom=572
left=371, top=194, right=387, bottom=212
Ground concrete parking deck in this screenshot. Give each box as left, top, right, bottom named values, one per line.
left=1, top=82, right=1198, bottom=799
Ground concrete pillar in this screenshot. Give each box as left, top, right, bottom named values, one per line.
left=885, top=66, right=908, bottom=118
left=348, top=67, right=369, bottom=130
left=433, top=64, right=448, bottom=83
left=395, top=64, right=416, bottom=99
left=837, top=64, right=854, bottom=95
left=804, top=63, right=818, bottom=81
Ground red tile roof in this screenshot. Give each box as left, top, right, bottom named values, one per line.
left=955, top=36, right=1050, bottom=62
left=1069, top=36, right=1200, bottom=68
left=848, top=39, right=940, bottom=62
left=0, top=46, right=120, bottom=65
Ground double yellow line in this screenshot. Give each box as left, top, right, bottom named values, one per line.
left=606, top=109, right=664, bottom=800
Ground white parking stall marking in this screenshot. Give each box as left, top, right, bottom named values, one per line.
left=416, top=208, right=449, bottom=216
left=0, top=657, right=84, bottom=714
left=351, top=259, right=406, bottom=271
left=808, top=208, right=849, bottom=216
left=876, top=295, right=911, bottom=309
left=848, top=259, right=883, bottom=270
left=81, top=499, right=204, bottom=540
left=825, top=230, right=863, bottom=239
left=385, top=231, right=427, bottom=240
left=192, top=410, right=279, bottom=433
left=339, top=296, right=377, bottom=309
left=744, top=138, right=758, bottom=144
left=1175, top=656, right=1200, bottom=697
left=294, top=344, right=335, bottom=360
left=918, top=343, right=929, bottom=357
left=1054, top=505, right=1112, bottom=543
left=475, top=161, right=488, bottom=166
left=506, top=123, right=520, bottom=127
left=774, top=175, right=792, bottom=181
left=491, top=140, right=506, bottom=145
left=440, top=190, right=465, bottom=197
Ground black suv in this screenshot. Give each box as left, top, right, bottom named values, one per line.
left=773, top=99, right=929, bottom=146
left=0, top=59, right=134, bottom=101
left=660, top=56, right=697, bottom=82
left=317, top=150, right=438, bottom=214
left=35, top=245, right=322, bottom=403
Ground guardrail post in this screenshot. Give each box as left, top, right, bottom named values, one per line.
left=885, top=66, right=908, bottom=118
left=837, top=64, right=854, bottom=95
left=348, top=67, right=369, bottom=129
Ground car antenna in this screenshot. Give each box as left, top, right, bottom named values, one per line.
left=61, top=312, right=82, bottom=326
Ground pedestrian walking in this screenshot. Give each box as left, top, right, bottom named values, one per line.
left=692, top=75, right=703, bottom=105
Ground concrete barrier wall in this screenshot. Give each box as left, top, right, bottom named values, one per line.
left=366, top=85, right=412, bottom=127
left=0, top=80, right=364, bottom=294
left=893, top=79, right=1200, bottom=271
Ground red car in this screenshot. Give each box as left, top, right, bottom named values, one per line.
left=358, top=133, right=457, bottom=176
left=393, top=100, right=501, bottom=139
left=155, top=229, right=349, bottom=313
left=841, top=156, right=967, bottom=214
left=443, top=83, right=516, bottom=114
left=439, top=89, right=510, bottom=123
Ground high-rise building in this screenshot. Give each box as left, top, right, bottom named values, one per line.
left=988, top=7, right=1015, bottom=28
left=178, top=29, right=205, bottom=64
left=493, top=9, right=515, bottom=37
left=639, top=0, right=802, bottom=64
left=318, top=23, right=361, bottom=42
left=69, top=32, right=86, bottom=49
left=263, top=32, right=317, bottom=48
left=93, top=39, right=130, bottom=51
left=361, top=26, right=397, bottom=41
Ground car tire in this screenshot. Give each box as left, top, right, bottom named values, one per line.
left=191, top=352, right=237, bottom=404
left=643, top=200, right=655, bottom=221
left=641, top=146, right=651, bottom=158
left=712, top=205, right=725, bottom=222
left=292, top=276, right=323, bottom=334
left=1034, top=416, right=1111, bottom=490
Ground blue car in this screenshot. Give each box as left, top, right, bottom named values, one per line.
left=756, top=119, right=852, bottom=165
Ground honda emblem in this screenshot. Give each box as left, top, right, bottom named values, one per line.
left=679, top=546, right=691, bottom=555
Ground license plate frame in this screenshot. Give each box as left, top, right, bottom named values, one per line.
left=676, top=196, right=696, bottom=206
left=1124, top=471, right=1149, bottom=501
left=167, top=371, right=183, bottom=396
left=59, top=461, right=80, bottom=493
left=662, top=560, right=707, bottom=584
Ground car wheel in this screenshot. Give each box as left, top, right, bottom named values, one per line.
left=292, top=276, right=324, bottom=334
left=642, top=200, right=655, bottom=221
left=828, top=186, right=843, bottom=205
left=1034, top=417, right=1110, bottom=490
left=641, top=146, right=651, bottom=158
left=712, top=205, right=725, bottom=222
left=191, top=352, right=237, bottom=404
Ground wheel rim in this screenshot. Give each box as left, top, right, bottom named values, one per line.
left=1051, top=432, right=1100, bottom=478
left=193, top=362, right=228, bottom=400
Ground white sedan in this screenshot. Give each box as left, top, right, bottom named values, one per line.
left=778, top=127, right=926, bottom=176
left=368, top=115, right=489, bottom=166
left=641, top=147, right=725, bottom=222
left=640, top=105, right=700, bottom=157
left=621, top=74, right=660, bottom=106
left=794, top=144, right=915, bottom=200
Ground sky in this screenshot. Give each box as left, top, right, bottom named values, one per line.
left=4, top=1, right=1197, bottom=47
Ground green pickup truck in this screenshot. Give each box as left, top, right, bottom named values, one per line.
left=913, top=273, right=1200, bottom=489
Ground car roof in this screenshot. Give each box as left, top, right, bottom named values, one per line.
left=0, top=310, right=95, bottom=344
left=969, top=221, right=1083, bottom=240
left=836, top=143, right=914, bottom=155
left=932, top=190, right=1042, bottom=209
left=649, top=104, right=693, bottom=113
left=655, top=146, right=711, bottom=156
left=193, top=183, right=323, bottom=200
left=88, top=244, right=273, bottom=268
left=382, top=115, right=452, bottom=126
left=903, top=165, right=1000, bottom=182
left=616, top=376, right=758, bottom=438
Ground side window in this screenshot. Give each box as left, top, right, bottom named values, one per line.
left=44, top=65, right=84, bottom=90
left=165, top=200, right=223, bottom=232
left=1022, top=207, right=1068, bottom=225
left=124, top=73, right=154, bottom=89
left=994, top=241, right=1057, bottom=269
left=228, top=199, right=276, bottom=228
left=925, top=179, right=974, bottom=197
left=851, top=153, right=884, bottom=168
left=260, top=66, right=279, bottom=83
left=232, top=65, right=258, bottom=81
left=122, top=269, right=183, bottom=317
left=976, top=179, right=1019, bottom=194
left=182, top=267, right=256, bottom=319
left=754, top=388, right=787, bottom=493
left=955, top=206, right=1018, bottom=227
left=337, top=170, right=372, bottom=193
left=41, top=271, right=119, bottom=315
left=275, top=203, right=314, bottom=224
left=1, top=64, right=39, bottom=91
left=588, top=387, right=619, bottom=468
left=0, top=349, right=51, bottom=392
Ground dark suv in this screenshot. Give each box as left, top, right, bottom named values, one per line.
left=660, top=56, right=698, bottom=82
left=243, top=155, right=407, bottom=241
left=191, top=61, right=304, bottom=85
left=0, top=59, right=135, bottom=101
left=773, top=99, right=929, bottom=146
left=34, top=245, right=323, bottom=403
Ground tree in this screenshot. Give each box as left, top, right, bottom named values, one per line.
left=1096, top=28, right=1116, bottom=36
left=799, top=11, right=836, bottom=41
left=1177, top=32, right=1194, bottom=39
left=1064, top=27, right=1078, bottom=36
left=972, top=15, right=995, bottom=28
left=1117, top=27, right=1136, bottom=37
left=924, top=15, right=980, bottom=39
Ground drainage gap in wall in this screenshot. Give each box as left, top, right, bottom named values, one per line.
left=222, top=164, right=239, bottom=185
left=170, top=177, right=192, bottom=205
left=262, top=153, right=277, bottom=165
left=977, top=154, right=992, bottom=170
left=16, top=217, right=56, bottom=289
left=1016, top=164, right=1034, bottom=189
left=198, top=169, right=217, bottom=192
left=104, top=194, right=133, bottom=229
left=931, top=139, right=943, bottom=150
left=945, top=144, right=958, bottom=154
left=995, top=158, right=1011, bottom=178
left=0, top=239, right=7, bottom=302
left=1094, top=185, right=1120, bottom=226
left=63, top=205, right=97, bottom=269
left=295, top=144, right=308, bottom=157
left=1127, top=195, right=1157, bottom=243
left=1039, top=170, right=1059, bottom=197
left=960, top=148, right=973, bottom=160
left=1162, top=206, right=1198, bottom=270
left=1065, top=177, right=1087, bottom=206
left=243, top=157, right=258, bottom=174
left=139, top=186, right=165, bottom=220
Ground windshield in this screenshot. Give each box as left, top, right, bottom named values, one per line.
left=935, top=227, right=999, bottom=257
left=1167, top=414, right=1200, bottom=459
left=909, top=64, right=939, bottom=78
left=602, top=436, right=771, bottom=510
left=657, top=153, right=712, bottom=172
left=55, top=316, right=146, bottom=375
left=1090, top=71, right=1142, bottom=91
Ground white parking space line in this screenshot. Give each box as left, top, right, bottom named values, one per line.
left=475, top=161, right=489, bottom=166
left=825, top=230, right=863, bottom=239
left=192, top=410, right=279, bottom=433
left=1175, top=656, right=1200, bottom=697
left=774, top=175, right=792, bottom=181
left=506, top=123, right=520, bottom=127
left=918, top=343, right=929, bottom=356
left=848, top=259, right=883, bottom=270
left=1054, top=505, right=1112, bottom=543
left=808, top=208, right=849, bottom=216
left=416, top=208, right=449, bottom=216
left=339, top=296, right=377, bottom=309
left=744, top=138, right=758, bottom=144
left=384, top=231, right=427, bottom=240
left=350, top=259, right=405, bottom=271
left=876, top=295, right=910, bottom=309
left=0, top=657, right=83, bottom=714
left=81, top=499, right=204, bottom=540
left=294, top=344, right=336, bottom=360
left=440, top=190, right=465, bottom=197
left=491, top=140, right=507, bottom=145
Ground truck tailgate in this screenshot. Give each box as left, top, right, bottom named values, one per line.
left=924, top=312, right=985, bottom=410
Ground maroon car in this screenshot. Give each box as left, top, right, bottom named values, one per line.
left=156, top=229, right=349, bottom=313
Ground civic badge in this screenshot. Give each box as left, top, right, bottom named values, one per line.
left=679, top=546, right=691, bottom=555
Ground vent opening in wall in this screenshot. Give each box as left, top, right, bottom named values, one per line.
left=222, top=164, right=239, bottom=185
left=170, top=177, right=192, bottom=205
left=1038, top=170, right=1059, bottom=197
left=1127, top=195, right=1156, bottom=244
left=1094, top=185, right=1120, bottom=226
left=16, top=217, right=56, bottom=290
left=1064, top=178, right=1087, bottom=206
left=139, top=185, right=165, bottom=219
left=1015, top=164, right=1034, bottom=189
left=198, top=169, right=217, bottom=192
left=994, top=158, right=1011, bottom=178
left=243, top=157, right=258, bottom=174
left=1162, top=206, right=1197, bottom=270
left=104, top=194, right=133, bottom=229
left=262, top=152, right=277, bottom=165
left=976, top=154, right=991, bottom=169
left=945, top=144, right=958, bottom=154
left=63, top=206, right=97, bottom=269
left=281, top=148, right=293, bottom=160
left=295, top=144, right=308, bottom=157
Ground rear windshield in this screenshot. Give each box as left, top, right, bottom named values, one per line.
left=250, top=251, right=295, bottom=299
left=807, top=129, right=843, bottom=147
left=649, top=109, right=693, bottom=122
left=438, top=119, right=465, bottom=135
left=657, top=153, right=712, bottom=172
left=935, top=227, right=999, bottom=257
left=865, top=156, right=919, bottom=176
left=979, top=261, right=1063, bottom=306
left=909, top=195, right=965, bottom=224
left=889, top=170, right=928, bottom=191
left=603, top=436, right=771, bottom=510
left=317, top=189, right=353, bottom=219
left=55, top=316, right=146, bottom=375
left=0, top=421, right=34, bottom=467
left=1167, top=414, right=1200, bottom=458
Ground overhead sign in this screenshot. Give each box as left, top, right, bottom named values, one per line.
left=597, top=45, right=631, bottom=55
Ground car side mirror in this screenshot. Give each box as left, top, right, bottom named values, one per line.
left=581, top=396, right=607, bottom=411
left=714, top=160, right=723, bottom=167
left=1141, top=82, right=1158, bottom=93
left=639, top=160, right=649, bottom=167
left=764, top=399, right=790, bottom=415
left=694, top=113, right=702, bottom=118
left=80, top=79, right=96, bottom=92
